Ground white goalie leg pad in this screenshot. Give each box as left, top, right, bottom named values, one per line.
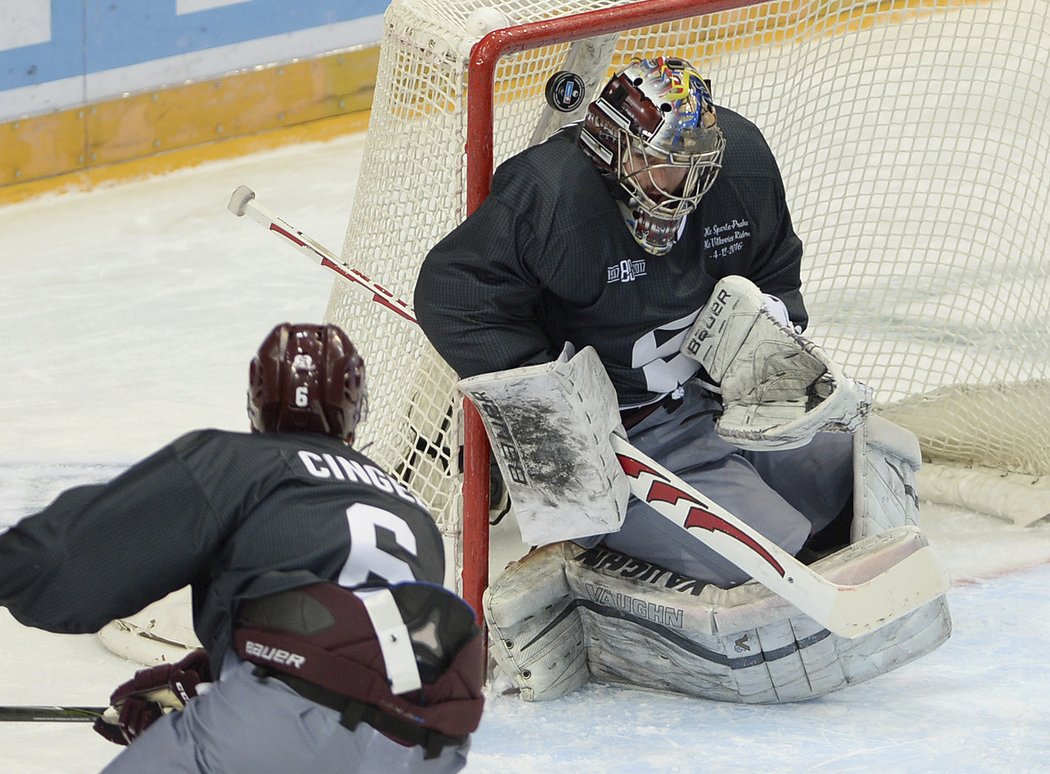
left=483, top=543, right=590, bottom=701
left=680, top=275, right=872, bottom=450
left=852, top=415, right=923, bottom=541
left=486, top=535, right=950, bottom=703
left=457, top=344, right=629, bottom=546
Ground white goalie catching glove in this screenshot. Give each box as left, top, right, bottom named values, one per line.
left=681, top=275, right=872, bottom=450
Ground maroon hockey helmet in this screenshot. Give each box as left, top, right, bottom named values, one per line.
left=580, top=57, right=725, bottom=255
left=247, top=323, right=367, bottom=442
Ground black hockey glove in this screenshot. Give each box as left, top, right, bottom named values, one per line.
left=93, top=648, right=212, bottom=746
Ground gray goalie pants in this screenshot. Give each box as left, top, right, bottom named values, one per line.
left=100, top=653, right=470, bottom=774
left=584, top=382, right=854, bottom=587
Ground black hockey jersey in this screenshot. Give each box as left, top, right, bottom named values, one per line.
left=415, top=107, right=806, bottom=407
left=0, top=430, right=446, bottom=664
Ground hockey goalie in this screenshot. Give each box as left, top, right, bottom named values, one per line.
left=458, top=276, right=952, bottom=704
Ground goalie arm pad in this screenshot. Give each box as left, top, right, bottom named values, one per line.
left=681, top=275, right=872, bottom=450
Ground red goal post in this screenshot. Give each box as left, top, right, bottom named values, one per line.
left=462, top=0, right=755, bottom=623
left=326, top=0, right=1050, bottom=618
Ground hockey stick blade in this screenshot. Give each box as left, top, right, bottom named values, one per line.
left=227, top=186, right=416, bottom=324
left=611, top=434, right=949, bottom=638
left=0, top=705, right=106, bottom=722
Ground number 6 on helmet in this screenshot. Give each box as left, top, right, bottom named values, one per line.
left=247, top=322, right=368, bottom=444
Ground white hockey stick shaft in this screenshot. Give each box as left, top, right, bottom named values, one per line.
left=610, top=434, right=949, bottom=638
left=226, top=185, right=416, bottom=324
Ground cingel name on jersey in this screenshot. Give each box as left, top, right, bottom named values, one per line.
left=296, top=450, right=427, bottom=509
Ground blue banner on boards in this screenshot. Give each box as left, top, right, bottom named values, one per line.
left=0, top=0, right=388, bottom=92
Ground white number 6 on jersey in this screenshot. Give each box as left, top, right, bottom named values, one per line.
left=294, top=385, right=310, bottom=407
left=338, top=502, right=419, bottom=586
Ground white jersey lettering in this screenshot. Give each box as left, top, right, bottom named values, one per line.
left=340, top=502, right=419, bottom=586
left=296, top=450, right=426, bottom=508
left=335, top=456, right=370, bottom=483
left=244, top=640, right=306, bottom=669
left=298, top=450, right=331, bottom=478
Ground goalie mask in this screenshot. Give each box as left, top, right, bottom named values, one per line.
left=580, top=57, right=725, bottom=255
left=247, top=322, right=367, bottom=442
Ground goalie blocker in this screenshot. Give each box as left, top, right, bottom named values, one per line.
left=484, top=415, right=951, bottom=702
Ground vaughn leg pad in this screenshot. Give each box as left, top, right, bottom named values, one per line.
left=485, top=535, right=950, bottom=703
left=484, top=543, right=589, bottom=701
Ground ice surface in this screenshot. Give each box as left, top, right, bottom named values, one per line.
left=2, top=134, right=1049, bottom=773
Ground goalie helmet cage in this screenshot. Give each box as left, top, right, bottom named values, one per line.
left=325, top=0, right=1050, bottom=613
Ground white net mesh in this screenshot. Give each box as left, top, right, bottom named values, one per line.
left=326, top=0, right=1050, bottom=562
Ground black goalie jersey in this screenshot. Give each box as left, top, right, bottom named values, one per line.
left=0, top=430, right=446, bottom=663
left=415, top=107, right=808, bottom=408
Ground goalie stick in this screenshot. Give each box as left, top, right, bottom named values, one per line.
left=0, top=705, right=104, bottom=722
left=223, top=189, right=948, bottom=635
left=610, top=434, right=948, bottom=637
left=226, top=185, right=416, bottom=324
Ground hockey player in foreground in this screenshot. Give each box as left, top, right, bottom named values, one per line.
left=0, top=323, right=483, bottom=772
left=416, top=57, right=951, bottom=702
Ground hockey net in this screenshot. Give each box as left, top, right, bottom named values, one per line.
left=324, top=0, right=1050, bottom=610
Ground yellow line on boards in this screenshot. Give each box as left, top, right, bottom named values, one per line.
left=0, top=110, right=370, bottom=207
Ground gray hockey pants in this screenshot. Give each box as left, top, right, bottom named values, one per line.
left=588, top=383, right=854, bottom=587
left=100, top=653, right=470, bottom=774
